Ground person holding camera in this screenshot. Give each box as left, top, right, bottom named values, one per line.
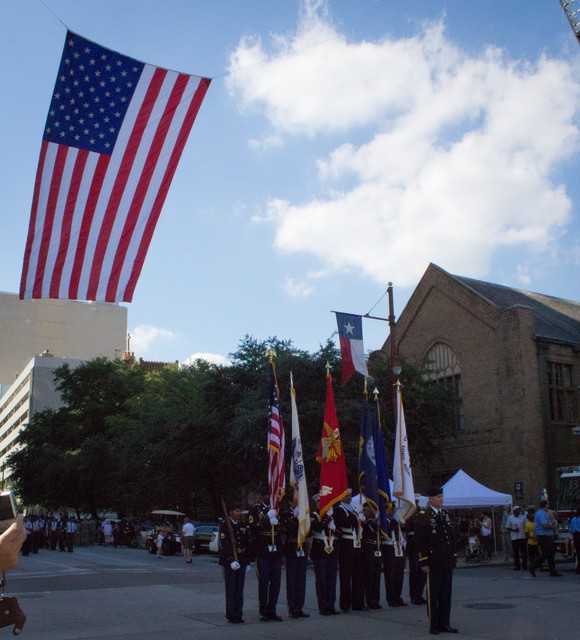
left=0, top=515, right=26, bottom=571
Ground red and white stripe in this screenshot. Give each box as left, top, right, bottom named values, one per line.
left=20, top=67, right=210, bottom=302
left=268, top=375, right=286, bottom=511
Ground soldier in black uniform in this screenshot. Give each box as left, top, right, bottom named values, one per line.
left=333, top=490, right=365, bottom=611
left=360, top=503, right=382, bottom=609
left=310, top=494, right=339, bottom=616
left=414, top=486, right=458, bottom=635
left=280, top=498, right=310, bottom=618
left=382, top=502, right=407, bottom=607
left=406, top=500, right=427, bottom=605
left=248, top=488, right=284, bottom=622
left=218, top=503, right=251, bottom=624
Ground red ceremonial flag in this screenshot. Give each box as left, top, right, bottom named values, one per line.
left=316, top=372, right=348, bottom=517
left=268, top=360, right=285, bottom=511
left=20, top=31, right=211, bottom=302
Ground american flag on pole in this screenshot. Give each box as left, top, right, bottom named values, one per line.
left=268, top=360, right=285, bottom=511
left=20, top=31, right=211, bottom=302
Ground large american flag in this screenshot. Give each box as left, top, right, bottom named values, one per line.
left=20, top=31, right=211, bottom=302
left=268, top=362, right=285, bottom=511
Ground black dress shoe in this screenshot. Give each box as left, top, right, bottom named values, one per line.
left=329, top=610, right=340, bottom=615
left=438, top=626, right=458, bottom=633
left=268, top=614, right=283, bottom=621
left=289, top=613, right=300, bottom=619
left=412, top=598, right=427, bottom=605
left=397, top=599, right=408, bottom=606
left=298, top=612, right=310, bottom=618
left=260, top=615, right=270, bottom=622
left=319, top=611, right=331, bottom=616
left=549, top=572, right=562, bottom=577
left=369, top=604, right=383, bottom=609
left=387, top=602, right=399, bottom=607
left=430, top=628, right=439, bottom=635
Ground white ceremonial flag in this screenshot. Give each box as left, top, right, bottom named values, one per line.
left=392, top=384, right=416, bottom=523
left=290, top=372, right=311, bottom=547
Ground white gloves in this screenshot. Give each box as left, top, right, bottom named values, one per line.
left=267, top=509, right=277, bottom=519
left=357, top=512, right=365, bottom=522
left=355, top=504, right=364, bottom=514
left=327, top=520, right=336, bottom=531
left=293, top=506, right=299, bottom=517
left=269, top=516, right=279, bottom=525
left=230, top=561, right=241, bottom=570
left=327, top=507, right=333, bottom=516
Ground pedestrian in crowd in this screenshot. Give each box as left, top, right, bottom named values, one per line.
left=66, top=517, right=77, bottom=552
left=360, top=502, right=382, bottom=610
left=333, top=489, right=365, bottom=612
left=219, top=502, right=250, bottom=624
left=529, top=500, right=562, bottom=577
left=478, top=511, right=493, bottom=560
left=406, top=500, right=427, bottom=606
left=568, top=507, right=580, bottom=574
left=500, top=506, right=512, bottom=561
left=524, top=506, right=538, bottom=567
left=155, top=530, right=165, bottom=559
left=310, top=494, right=339, bottom=617
left=101, top=520, right=114, bottom=546
left=506, top=506, right=527, bottom=571
left=181, top=517, right=195, bottom=564
left=280, top=497, right=310, bottom=619
left=414, top=485, right=458, bottom=636
left=248, top=486, right=283, bottom=622
left=383, top=502, right=407, bottom=608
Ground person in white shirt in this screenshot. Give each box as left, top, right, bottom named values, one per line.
left=181, top=518, right=195, bottom=564
left=506, top=506, right=527, bottom=571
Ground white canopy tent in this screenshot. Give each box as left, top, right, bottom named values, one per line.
left=441, top=470, right=512, bottom=554
left=441, top=470, right=512, bottom=508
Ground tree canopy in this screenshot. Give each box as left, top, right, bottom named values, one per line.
left=9, top=337, right=457, bottom=518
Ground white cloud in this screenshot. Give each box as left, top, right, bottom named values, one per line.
left=285, top=277, right=315, bottom=297
left=227, top=3, right=580, bottom=286
left=183, top=352, right=230, bottom=367
left=130, top=324, right=175, bottom=356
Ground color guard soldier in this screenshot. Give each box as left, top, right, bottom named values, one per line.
left=382, top=502, right=407, bottom=607
left=360, top=503, right=382, bottom=610
left=406, top=499, right=427, bottom=605
left=248, top=487, right=284, bottom=622
left=310, top=493, right=339, bottom=616
left=280, top=498, right=310, bottom=619
left=219, top=502, right=251, bottom=624
left=333, top=490, right=365, bottom=611
left=414, top=486, right=458, bottom=635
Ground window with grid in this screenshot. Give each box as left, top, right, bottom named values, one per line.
left=547, top=362, right=575, bottom=423
left=423, top=342, right=465, bottom=429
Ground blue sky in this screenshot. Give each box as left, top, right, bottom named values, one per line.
left=1, top=1, right=579, bottom=365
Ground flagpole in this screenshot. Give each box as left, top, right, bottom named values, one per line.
left=387, top=282, right=401, bottom=425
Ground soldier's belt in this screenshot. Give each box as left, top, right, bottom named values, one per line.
left=341, top=534, right=356, bottom=540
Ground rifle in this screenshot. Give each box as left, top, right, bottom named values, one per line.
left=220, top=497, right=238, bottom=563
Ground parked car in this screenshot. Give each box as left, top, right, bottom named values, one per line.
left=193, top=524, right=219, bottom=553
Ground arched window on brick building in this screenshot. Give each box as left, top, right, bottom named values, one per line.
left=423, top=342, right=465, bottom=429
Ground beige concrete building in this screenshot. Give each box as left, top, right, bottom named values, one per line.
left=0, top=292, right=127, bottom=391
left=0, top=353, right=84, bottom=484
left=387, top=264, right=580, bottom=506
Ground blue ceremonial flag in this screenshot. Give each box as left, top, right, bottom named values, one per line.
left=372, top=393, right=391, bottom=538
left=358, top=399, right=378, bottom=512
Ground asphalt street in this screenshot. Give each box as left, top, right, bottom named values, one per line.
left=5, top=546, right=579, bottom=640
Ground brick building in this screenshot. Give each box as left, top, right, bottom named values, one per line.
left=387, top=263, right=579, bottom=506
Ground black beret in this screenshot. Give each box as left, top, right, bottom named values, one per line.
left=426, top=486, right=444, bottom=497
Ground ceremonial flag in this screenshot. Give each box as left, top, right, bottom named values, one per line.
left=289, top=372, right=310, bottom=548
left=20, top=31, right=211, bottom=302
left=316, top=372, right=348, bottom=517
left=335, top=312, right=368, bottom=385
left=268, top=361, right=285, bottom=511
left=392, top=384, right=416, bottom=522
left=371, top=393, right=391, bottom=537
left=358, top=398, right=378, bottom=512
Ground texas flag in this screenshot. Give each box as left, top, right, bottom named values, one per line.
left=335, top=312, right=368, bottom=385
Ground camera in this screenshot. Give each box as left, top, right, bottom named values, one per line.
left=0, top=490, right=18, bottom=523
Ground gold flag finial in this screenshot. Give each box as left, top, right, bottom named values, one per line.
left=265, top=348, right=277, bottom=363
